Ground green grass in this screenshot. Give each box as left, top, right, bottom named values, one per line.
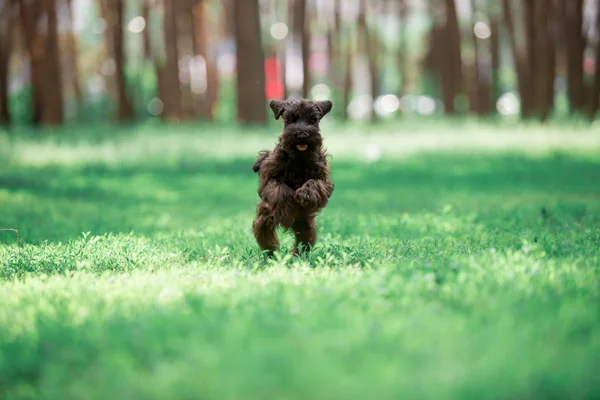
left=1, top=121, right=599, bottom=399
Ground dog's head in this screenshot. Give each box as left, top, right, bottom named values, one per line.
left=269, top=98, right=333, bottom=157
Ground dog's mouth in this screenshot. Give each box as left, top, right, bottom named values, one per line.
left=296, top=144, right=308, bottom=151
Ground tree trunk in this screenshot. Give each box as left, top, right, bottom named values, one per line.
left=587, top=0, right=600, bottom=118
left=233, top=0, right=267, bottom=123
left=534, top=0, right=556, bottom=121
left=490, top=15, right=501, bottom=114
left=469, top=0, right=484, bottom=115
left=429, top=0, right=462, bottom=114
left=342, top=43, right=353, bottom=121
left=41, top=0, right=63, bottom=125
left=444, top=0, right=463, bottom=114
left=193, top=0, right=218, bottom=121
left=564, top=0, right=585, bottom=115
left=327, top=0, right=342, bottom=99
left=141, top=0, right=152, bottom=60
left=99, top=0, right=134, bottom=121
left=159, top=0, right=183, bottom=121
left=397, top=0, right=407, bottom=102
left=18, top=0, right=44, bottom=124
left=113, top=0, right=134, bottom=121
left=66, top=0, right=82, bottom=120
left=0, top=0, right=14, bottom=126
left=503, top=0, right=533, bottom=119
left=294, top=0, right=310, bottom=99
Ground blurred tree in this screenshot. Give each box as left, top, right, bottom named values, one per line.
left=327, top=0, right=342, bottom=96
left=293, top=0, right=310, bottom=99
left=159, top=0, right=183, bottom=120
left=18, top=0, right=44, bottom=124
left=359, top=0, right=380, bottom=122
left=234, top=0, right=266, bottom=123
left=141, top=0, right=151, bottom=60
left=193, top=0, right=218, bottom=121
left=533, top=0, right=556, bottom=121
left=503, top=0, right=532, bottom=118
left=99, top=0, right=133, bottom=122
left=0, top=0, right=15, bottom=126
left=41, top=0, right=64, bottom=125
left=428, top=0, right=463, bottom=115
left=489, top=6, right=501, bottom=114
left=590, top=0, right=600, bottom=118
left=396, top=0, right=407, bottom=104
left=563, top=0, right=586, bottom=116
left=65, top=0, right=82, bottom=119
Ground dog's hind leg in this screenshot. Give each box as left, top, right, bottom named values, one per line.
left=253, top=200, right=279, bottom=257
left=292, top=217, right=317, bottom=256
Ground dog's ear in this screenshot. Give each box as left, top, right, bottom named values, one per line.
left=315, top=100, right=333, bottom=118
left=269, top=100, right=287, bottom=120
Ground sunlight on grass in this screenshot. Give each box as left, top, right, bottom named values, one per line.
left=3, top=121, right=600, bottom=167
left=0, top=123, right=599, bottom=399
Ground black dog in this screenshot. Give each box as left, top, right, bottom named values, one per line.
left=252, top=99, right=335, bottom=256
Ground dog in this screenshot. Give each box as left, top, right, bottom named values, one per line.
left=252, top=98, right=335, bottom=256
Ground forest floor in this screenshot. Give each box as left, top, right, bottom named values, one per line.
left=1, top=120, right=599, bottom=399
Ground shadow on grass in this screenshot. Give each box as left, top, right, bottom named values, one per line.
left=0, top=152, right=599, bottom=244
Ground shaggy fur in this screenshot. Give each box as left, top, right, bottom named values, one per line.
left=252, top=98, right=335, bottom=256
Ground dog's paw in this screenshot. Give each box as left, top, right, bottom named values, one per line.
left=295, top=187, right=317, bottom=209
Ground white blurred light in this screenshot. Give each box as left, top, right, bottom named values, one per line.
left=128, top=16, right=146, bottom=33
left=374, top=94, right=400, bottom=116
left=217, top=53, right=236, bottom=78
left=398, top=95, right=416, bottom=113
left=286, top=54, right=304, bottom=90
left=270, top=22, right=289, bottom=41
left=347, top=95, right=373, bottom=120
left=101, top=59, right=116, bottom=76
left=311, top=83, right=331, bottom=99
left=365, top=143, right=382, bottom=163
left=190, top=55, right=207, bottom=95
left=496, top=92, right=520, bottom=116
left=474, top=21, right=491, bottom=39
left=147, top=98, right=164, bottom=116
left=416, top=96, right=436, bottom=115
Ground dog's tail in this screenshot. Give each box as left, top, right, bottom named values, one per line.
left=252, top=150, right=271, bottom=173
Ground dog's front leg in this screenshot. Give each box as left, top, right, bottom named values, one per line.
left=295, top=179, right=334, bottom=209
left=260, top=179, right=297, bottom=227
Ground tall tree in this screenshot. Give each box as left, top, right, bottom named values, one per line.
left=428, top=0, right=463, bottom=114
left=233, top=0, right=266, bottom=123
left=159, top=0, right=183, bottom=120
left=444, top=0, right=463, bottom=114
left=468, top=0, right=485, bottom=115
left=532, top=0, right=556, bottom=121
left=359, top=0, right=380, bottom=122
left=40, top=0, right=64, bottom=125
left=589, top=0, right=600, bottom=118
left=0, top=0, right=15, bottom=126
left=66, top=0, right=82, bottom=117
left=99, top=0, right=134, bottom=121
left=564, top=0, right=586, bottom=115
left=18, top=0, right=44, bottom=124
left=293, top=0, right=310, bottom=99
left=193, top=0, right=218, bottom=121
left=502, top=0, right=533, bottom=118
left=489, top=8, right=501, bottom=114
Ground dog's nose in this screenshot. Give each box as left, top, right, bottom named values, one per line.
left=297, top=132, right=309, bottom=139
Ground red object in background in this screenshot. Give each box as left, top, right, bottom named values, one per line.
left=265, top=56, right=284, bottom=100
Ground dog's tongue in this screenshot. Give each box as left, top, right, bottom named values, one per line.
left=296, top=144, right=308, bottom=151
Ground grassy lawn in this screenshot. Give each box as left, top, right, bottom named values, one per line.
left=1, top=120, right=599, bottom=399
